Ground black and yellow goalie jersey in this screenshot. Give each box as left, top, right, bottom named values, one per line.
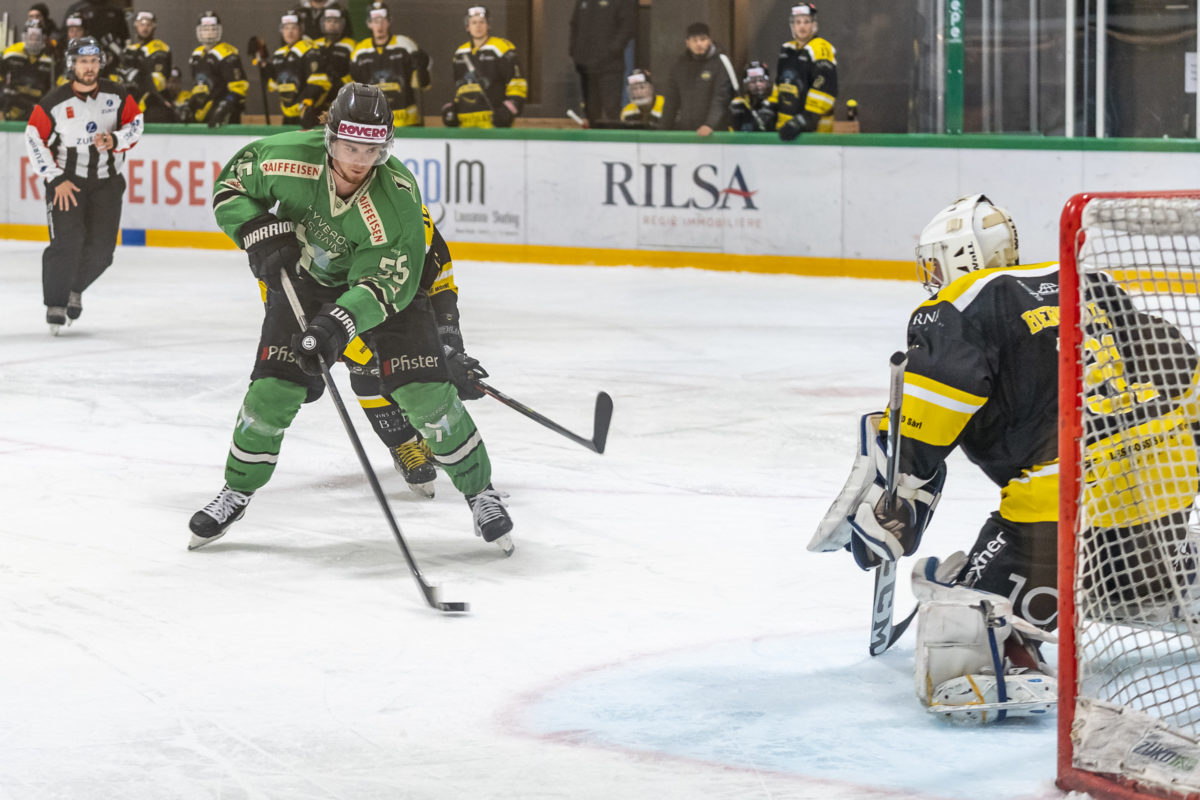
left=898, top=263, right=1063, bottom=524
left=898, top=263, right=1200, bottom=529
left=776, top=36, right=836, bottom=133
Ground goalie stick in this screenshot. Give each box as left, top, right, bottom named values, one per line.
left=869, top=351, right=918, bottom=655
left=281, top=272, right=468, bottom=615
left=475, top=380, right=612, bottom=454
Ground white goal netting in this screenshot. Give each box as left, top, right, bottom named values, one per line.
left=1066, top=196, right=1200, bottom=799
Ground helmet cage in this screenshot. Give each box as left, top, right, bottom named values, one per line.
left=627, top=71, right=654, bottom=107
left=322, top=8, right=347, bottom=37
left=196, top=14, right=222, bottom=46
left=23, top=21, right=45, bottom=54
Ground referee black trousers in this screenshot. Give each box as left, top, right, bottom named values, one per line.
left=42, top=175, right=125, bottom=307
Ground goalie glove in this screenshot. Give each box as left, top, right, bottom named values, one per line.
left=808, top=412, right=946, bottom=570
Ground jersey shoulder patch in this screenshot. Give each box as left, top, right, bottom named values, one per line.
left=145, top=39, right=170, bottom=55
left=485, top=37, right=516, bottom=55
left=3, top=42, right=26, bottom=58
left=806, top=38, right=836, bottom=62
left=213, top=42, right=240, bottom=59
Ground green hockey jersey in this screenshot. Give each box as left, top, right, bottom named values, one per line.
left=212, top=128, right=425, bottom=332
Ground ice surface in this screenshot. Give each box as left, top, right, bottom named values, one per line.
left=0, top=243, right=1065, bottom=799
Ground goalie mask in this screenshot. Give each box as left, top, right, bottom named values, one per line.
left=915, top=194, right=1019, bottom=295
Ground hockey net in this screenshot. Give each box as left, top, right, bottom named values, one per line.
left=1059, top=191, right=1200, bottom=800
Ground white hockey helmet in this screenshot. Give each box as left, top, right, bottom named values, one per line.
left=915, top=193, right=1019, bottom=294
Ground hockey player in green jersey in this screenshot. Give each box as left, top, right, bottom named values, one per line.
left=190, top=82, right=513, bottom=555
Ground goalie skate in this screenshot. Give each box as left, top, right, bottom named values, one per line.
left=927, top=668, right=1057, bottom=724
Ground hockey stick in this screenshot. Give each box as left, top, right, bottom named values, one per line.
left=247, top=36, right=272, bottom=125
left=281, top=272, right=468, bottom=614
left=869, top=351, right=918, bottom=655
left=475, top=379, right=612, bottom=454
left=566, top=109, right=587, bottom=127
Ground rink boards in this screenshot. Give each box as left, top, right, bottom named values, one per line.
left=3, top=127, right=1200, bottom=278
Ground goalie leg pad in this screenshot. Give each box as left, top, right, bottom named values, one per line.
left=913, top=572, right=1057, bottom=723
left=809, top=412, right=882, bottom=555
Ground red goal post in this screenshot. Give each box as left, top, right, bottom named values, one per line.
left=1059, top=190, right=1200, bottom=800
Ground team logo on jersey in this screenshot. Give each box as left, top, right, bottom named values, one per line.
left=337, top=121, right=389, bottom=142
left=66, top=107, right=75, bottom=119
left=261, top=159, right=322, bottom=179
left=357, top=193, right=386, bottom=245
left=86, top=121, right=98, bottom=133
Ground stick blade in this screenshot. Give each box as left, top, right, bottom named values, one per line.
left=421, top=583, right=470, bottom=615
left=591, top=392, right=613, bottom=454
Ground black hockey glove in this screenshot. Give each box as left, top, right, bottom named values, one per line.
left=753, top=108, right=778, bottom=133
left=779, top=114, right=807, bottom=142
left=441, top=103, right=460, bottom=127
left=491, top=101, right=515, bottom=128
left=208, top=97, right=237, bottom=128
left=293, top=305, right=356, bottom=377
left=412, top=49, right=431, bottom=72
left=443, top=345, right=487, bottom=400
left=299, top=101, right=320, bottom=129
left=240, top=213, right=300, bottom=292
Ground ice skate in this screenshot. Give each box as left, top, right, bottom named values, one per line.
left=466, top=484, right=514, bottom=556
left=391, top=438, right=436, bottom=497
left=46, top=306, right=67, bottom=336
left=188, top=485, right=253, bottom=550
left=66, top=292, right=82, bottom=322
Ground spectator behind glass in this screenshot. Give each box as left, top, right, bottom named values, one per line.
left=661, top=22, right=736, bottom=137
left=569, top=0, right=635, bottom=126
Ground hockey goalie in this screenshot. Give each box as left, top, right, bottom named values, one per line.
left=809, top=194, right=1200, bottom=723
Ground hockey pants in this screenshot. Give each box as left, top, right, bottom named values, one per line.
left=224, top=377, right=491, bottom=497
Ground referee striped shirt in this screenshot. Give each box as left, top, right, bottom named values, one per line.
left=24, top=78, right=143, bottom=186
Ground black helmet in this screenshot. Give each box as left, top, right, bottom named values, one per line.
left=743, top=61, right=772, bottom=98
left=196, top=10, right=222, bottom=46
left=325, top=83, right=394, bottom=166
left=321, top=3, right=347, bottom=36
left=66, top=36, right=104, bottom=74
